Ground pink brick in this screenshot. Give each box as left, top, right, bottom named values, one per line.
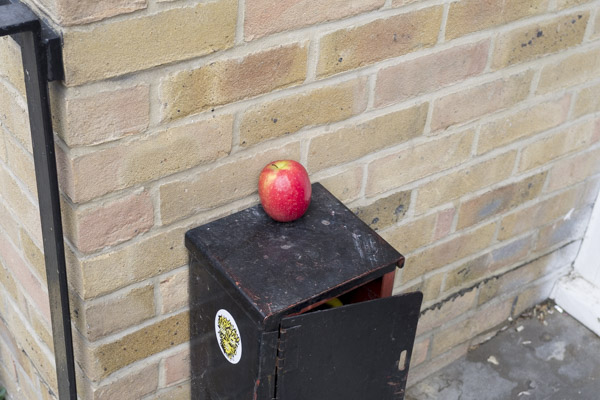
left=67, top=191, right=154, bottom=254
left=434, top=208, right=455, bottom=240
left=57, top=85, right=150, bottom=147
left=159, top=269, right=188, bottom=314
left=375, top=40, right=490, bottom=107
left=0, top=231, right=50, bottom=322
left=431, top=70, right=534, bottom=131
left=164, top=346, right=190, bottom=385
left=245, top=0, right=385, bottom=40
left=546, top=147, right=600, bottom=192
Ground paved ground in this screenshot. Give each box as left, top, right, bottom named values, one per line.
left=406, top=302, right=600, bottom=400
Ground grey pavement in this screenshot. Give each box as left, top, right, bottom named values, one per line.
left=406, top=301, right=600, bottom=400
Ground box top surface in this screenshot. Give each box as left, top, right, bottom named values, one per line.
left=185, top=183, right=403, bottom=326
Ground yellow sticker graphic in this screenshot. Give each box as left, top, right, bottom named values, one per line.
left=215, top=309, right=242, bottom=364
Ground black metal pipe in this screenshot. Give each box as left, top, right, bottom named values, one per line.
left=0, top=1, right=75, bottom=398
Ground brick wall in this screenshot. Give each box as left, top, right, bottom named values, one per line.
left=1, top=0, right=600, bottom=398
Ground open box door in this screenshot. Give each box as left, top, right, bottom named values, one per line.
left=275, top=291, right=423, bottom=400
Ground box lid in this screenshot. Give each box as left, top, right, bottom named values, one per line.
left=185, top=183, right=403, bottom=329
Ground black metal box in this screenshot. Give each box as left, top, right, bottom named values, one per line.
left=186, top=183, right=422, bottom=399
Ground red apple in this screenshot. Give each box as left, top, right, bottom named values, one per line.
left=258, top=160, right=311, bottom=222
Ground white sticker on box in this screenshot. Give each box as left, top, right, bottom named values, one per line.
left=215, top=309, right=242, bottom=364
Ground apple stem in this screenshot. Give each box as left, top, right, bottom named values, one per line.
left=271, top=163, right=279, bottom=169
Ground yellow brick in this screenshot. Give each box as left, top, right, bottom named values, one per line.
left=492, top=13, right=589, bottom=69
left=1, top=315, right=40, bottom=383
left=2, top=297, right=57, bottom=392
left=90, top=363, right=159, bottom=400
left=443, top=254, right=491, bottom=293
left=87, top=312, right=189, bottom=380
left=422, top=273, right=444, bottom=303
left=381, top=213, right=437, bottom=255
left=14, top=368, right=41, bottom=400
left=392, top=0, right=422, bottom=6
left=0, top=165, right=42, bottom=244
left=416, top=290, right=478, bottom=335
left=573, top=82, right=600, bottom=118
left=354, top=190, right=411, bottom=231
left=72, top=227, right=187, bottom=300
left=416, top=151, right=517, bottom=214
left=0, top=258, right=27, bottom=315
left=594, top=11, right=600, bottom=39
left=0, top=339, right=18, bottom=386
left=245, top=0, right=385, bottom=40
left=318, top=167, right=363, bottom=203
left=240, top=78, right=368, bottom=147
left=39, top=379, right=57, bottom=400
left=537, top=46, right=600, bottom=94
left=546, top=146, right=600, bottom=192
left=0, top=128, right=6, bottom=163
left=519, top=119, right=598, bottom=171
left=0, top=199, right=20, bottom=245
left=403, top=222, right=496, bottom=282
left=430, top=298, right=513, bottom=357
left=395, top=271, right=443, bottom=304
left=445, top=0, right=549, bottom=40
left=29, top=309, right=54, bottom=356
left=19, top=228, right=46, bottom=285
left=4, top=135, right=37, bottom=198
left=366, top=129, right=474, bottom=197
left=536, top=206, right=590, bottom=251
left=431, top=70, right=534, bottom=131
left=57, top=0, right=147, bottom=26
left=160, top=142, right=300, bottom=225
left=53, top=85, right=150, bottom=147
left=308, top=103, right=428, bottom=173
left=477, top=95, right=571, bottom=154
left=76, top=285, right=155, bottom=341
left=535, top=206, right=592, bottom=251
left=556, top=0, right=593, bottom=10
left=148, top=382, right=191, bottom=400
left=59, top=115, right=233, bottom=203
left=457, top=172, right=547, bottom=229
left=62, top=0, right=237, bottom=85
left=499, top=186, right=581, bottom=241
left=0, top=80, right=31, bottom=153
left=0, top=36, right=25, bottom=96
left=317, top=6, right=443, bottom=77
left=160, top=43, right=308, bottom=121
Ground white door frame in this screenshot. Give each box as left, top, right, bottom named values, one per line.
left=552, top=189, right=600, bottom=336
left=573, top=195, right=600, bottom=286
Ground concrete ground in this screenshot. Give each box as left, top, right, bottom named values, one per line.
left=406, top=301, right=600, bottom=400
